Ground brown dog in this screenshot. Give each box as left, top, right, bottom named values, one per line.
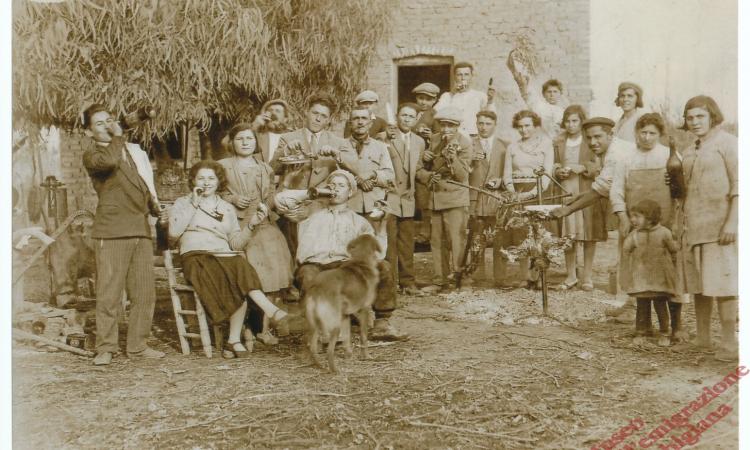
left=304, top=234, right=381, bottom=374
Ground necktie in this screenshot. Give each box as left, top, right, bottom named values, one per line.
left=403, top=133, right=410, bottom=154
left=311, top=133, right=320, bottom=154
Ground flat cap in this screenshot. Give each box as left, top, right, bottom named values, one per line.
left=261, top=98, right=289, bottom=112
left=582, top=117, right=615, bottom=130
left=412, top=82, right=440, bottom=98
left=326, top=169, right=358, bottom=197
left=354, top=90, right=379, bottom=104
left=434, top=106, right=462, bottom=124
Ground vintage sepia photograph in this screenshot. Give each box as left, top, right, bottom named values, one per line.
left=7, top=0, right=743, bottom=448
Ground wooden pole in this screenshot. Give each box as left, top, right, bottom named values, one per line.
left=13, top=329, right=94, bottom=357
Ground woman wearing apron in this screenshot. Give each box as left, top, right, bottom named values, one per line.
left=610, top=113, right=687, bottom=343
left=553, top=105, right=606, bottom=291
left=673, top=96, right=737, bottom=361
left=503, top=110, right=554, bottom=289
left=219, top=123, right=294, bottom=346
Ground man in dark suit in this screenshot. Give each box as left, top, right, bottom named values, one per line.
left=465, top=110, right=511, bottom=287
left=82, top=104, right=166, bottom=366
left=252, top=98, right=292, bottom=164
left=385, top=103, right=424, bottom=296
left=415, top=107, right=472, bottom=292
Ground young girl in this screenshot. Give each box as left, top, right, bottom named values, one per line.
left=219, top=123, right=294, bottom=348
left=621, top=199, right=682, bottom=346
left=553, top=105, right=607, bottom=291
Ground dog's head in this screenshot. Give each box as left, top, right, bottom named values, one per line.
left=347, top=234, right=381, bottom=265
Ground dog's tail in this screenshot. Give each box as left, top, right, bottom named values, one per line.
left=305, top=294, right=340, bottom=334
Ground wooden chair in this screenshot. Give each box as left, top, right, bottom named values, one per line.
left=162, top=249, right=223, bottom=357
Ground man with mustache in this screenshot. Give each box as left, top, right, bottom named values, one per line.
left=252, top=98, right=292, bottom=164
left=347, top=106, right=395, bottom=218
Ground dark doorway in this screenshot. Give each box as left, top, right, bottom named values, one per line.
left=397, top=64, right=452, bottom=105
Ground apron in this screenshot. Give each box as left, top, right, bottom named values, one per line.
left=624, top=169, right=672, bottom=229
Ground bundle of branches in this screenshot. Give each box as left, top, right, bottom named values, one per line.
left=13, top=0, right=393, bottom=142
left=499, top=210, right=573, bottom=270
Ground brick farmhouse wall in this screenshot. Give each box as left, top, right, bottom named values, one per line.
left=365, top=0, right=591, bottom=138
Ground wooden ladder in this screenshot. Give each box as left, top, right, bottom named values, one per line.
left=163, top=249, right=223, bottom=357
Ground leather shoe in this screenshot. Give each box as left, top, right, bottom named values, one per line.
left=127, top=347, right=165, bottom=359
left=370, top=318, right=409, bottom=342
left=93, top=352, right=112, bottom=366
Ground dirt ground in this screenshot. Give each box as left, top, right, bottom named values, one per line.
left=12, top=234, right=740, bottom=449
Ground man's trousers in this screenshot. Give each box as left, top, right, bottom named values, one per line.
left=94, top=237, right=156, bottom=353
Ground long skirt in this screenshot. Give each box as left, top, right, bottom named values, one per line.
left=182, top=252, right=262, bottom=323
left=244, top=221, right=294, bottom=293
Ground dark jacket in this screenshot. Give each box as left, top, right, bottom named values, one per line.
left=83, top=136, right=154, bottom=239
left=415, top=133, right=472, bottom=211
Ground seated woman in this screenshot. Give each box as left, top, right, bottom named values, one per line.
left=168, top=160, right=288, bottom=358
left=502, top=110, right=554, bottom=289
left=219, top=123, right=294, bottom=346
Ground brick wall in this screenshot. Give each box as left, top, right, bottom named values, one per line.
left=366, top=0, right=591, bottom=138
left=58, top=131, right=99, bottom=213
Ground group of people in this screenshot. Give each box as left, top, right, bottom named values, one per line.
left=81, top=60, right=738, bottom=365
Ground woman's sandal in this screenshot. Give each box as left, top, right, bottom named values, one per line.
left=558, top=279, right=579, bottom=290
left=580, top=282, right=594, bottom=291
left=224, top=341, right=250, bottom=359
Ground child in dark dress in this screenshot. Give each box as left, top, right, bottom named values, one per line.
left=621, top=199, right=682, bottom=346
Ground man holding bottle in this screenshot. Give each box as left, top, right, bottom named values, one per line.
left=82, top=103, right=167, bottom=366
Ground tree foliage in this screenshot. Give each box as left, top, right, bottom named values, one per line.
left=13, top=0, right=394, bottom=140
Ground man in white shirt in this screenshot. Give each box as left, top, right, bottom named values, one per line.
left=434, top=62, right=496, bottom=137
left=551, top=117, right=637, bottom=321
left=252, top=98, right=291, bottom=163
left=290, top=170, right=407, bottom=341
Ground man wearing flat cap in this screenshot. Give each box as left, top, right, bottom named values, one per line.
left=552, top=117, right=635, bottom=217
left=252, top=98, right=292, bottom=164
left=283, top=170, right=406, bottom=341
left=416, top=106, right=473, bottom=293
left=344, top=90, right=389, bottom=138
left=551, top=117, right=636, bottom=320
left=613, top=81, right=646, bottom=143
left=412, top=82, right=441, bottom=140
left=411, top=82, right=441, bottom=245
